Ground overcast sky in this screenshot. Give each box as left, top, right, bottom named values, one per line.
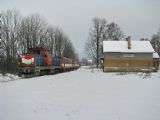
left=1, top=0, right=160, bottom=58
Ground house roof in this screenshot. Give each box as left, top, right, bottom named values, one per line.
left=103, top=40, right=155, bottom=53
left=153, top=52, right=160, bottom=58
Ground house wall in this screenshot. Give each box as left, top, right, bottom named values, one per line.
left=103, top=52, right=153, bottom=72
left=153, top=58, right=160, bottom=72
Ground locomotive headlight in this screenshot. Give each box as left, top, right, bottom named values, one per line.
left=31, top=58, right=34, bottom=63
left=22, top=57, right=34, bottom=65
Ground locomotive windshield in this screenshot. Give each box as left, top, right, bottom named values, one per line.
left=28, top=49, right=41, bottom=55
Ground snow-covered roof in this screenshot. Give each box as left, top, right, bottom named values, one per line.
left=103, top=40, right=155, bottom=53
left=153, top=52, right=160, bottom=58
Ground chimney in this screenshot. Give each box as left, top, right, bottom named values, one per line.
left=127, top=36, right=131, bottom=49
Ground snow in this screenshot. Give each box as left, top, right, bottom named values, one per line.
left=103, top=41, right=155, bottom=53
left=0, top=74, right=19, bottom=83
left=0, top=67, right=160, bottom=120
left=153, top=52, right=160, bottom=58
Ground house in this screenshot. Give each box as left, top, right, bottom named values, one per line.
left=153, top=52, right=160, bottom=72
left=102, top=36, right=156, bottom=72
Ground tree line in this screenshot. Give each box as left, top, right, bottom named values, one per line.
left=85, top=17, right=160, bottom=68
left=0, top=9, right=78, bottom=74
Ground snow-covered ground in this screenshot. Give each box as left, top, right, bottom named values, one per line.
left=0, top=74, right=19, bottom=83
left=0, top=67, right=160, bottom=120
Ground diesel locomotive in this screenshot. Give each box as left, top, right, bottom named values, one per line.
left=18, top=47, right=80, bottom=77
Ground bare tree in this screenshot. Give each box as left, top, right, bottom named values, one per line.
left=85, top=17, right=107, bottom=68
left=63, top=39, right=73, bottom=57
left=85, top=35, right=97, bottom=62
left=104, top=22, right=124, bottom=40
left=85, top=18, right=125, bottom=68
left=53, top=27, right=65, bottom=56
left=1, top=9, right=21, bottom=73
left=18, top=13, right=47, bottom=53
left=150, top=29, right=160, bottom=55
left=45, top=25, right=55, bottom=54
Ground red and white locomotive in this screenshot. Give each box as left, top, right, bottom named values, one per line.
left=18, top=47, right=80, bottom=77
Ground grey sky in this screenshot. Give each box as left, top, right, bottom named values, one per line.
left=1, top=0, right=160, bottom=58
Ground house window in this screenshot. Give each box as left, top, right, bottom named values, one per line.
left=123, top=53, right=134, bottom=58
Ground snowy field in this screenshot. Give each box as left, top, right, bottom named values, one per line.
left=0, top=67, right=160, bottom=120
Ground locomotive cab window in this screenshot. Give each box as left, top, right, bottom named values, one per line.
left=28, top=49, right=34, bottom=54
left=44, top=54, right=47, bottom=57
left=35, top=51, right=40, bottom=55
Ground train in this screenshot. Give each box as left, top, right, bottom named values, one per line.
left=18, top=47, right=80, bottom=77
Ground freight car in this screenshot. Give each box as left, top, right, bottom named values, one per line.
left=18, top=47, right=80, bottom=77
